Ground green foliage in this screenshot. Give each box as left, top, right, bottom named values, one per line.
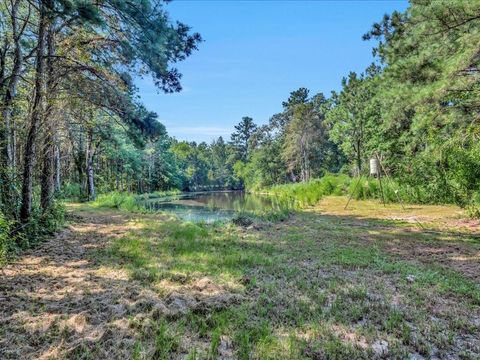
left=92, top=192, right=141, bottom=212
left=325, top=66, right=381, bottom=173
left=0, top=199, right=65, bottom=262
left=348, top=178, right=424, bottom=204
left=230, top=116, right=257, bottom=162
left=236, top=139, right=287, bottom=190
left=137, top=189, right=181, bottom=200
left=262, top=172, right=465, bottom=208
left=0, top=213, right=13, bottom=264
left=466, top=192, right=480, bottom=219
left=22, top=200, right=66, bottom=247
left=61, top=183, right=83, bottom=201
left=169, top=139, right=241, bottom=191
left=40, top=200, right=66, bottom=233
left=265, top=174, right=351, bottom=207
left=355, top=1, right=480, bottom=209
left=0, top=0, right=203, bottom=256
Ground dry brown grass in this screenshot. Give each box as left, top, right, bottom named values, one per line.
left=1, top=200, right=479, bottom=359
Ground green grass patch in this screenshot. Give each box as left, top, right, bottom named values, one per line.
left=263, top=174, right=351, bottom=207
left=91, top=204, right=480, bottom=358
left=92, top=191, right=142, bottom=212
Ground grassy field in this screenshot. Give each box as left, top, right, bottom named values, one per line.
left=1, top=197, right=479, bottom=359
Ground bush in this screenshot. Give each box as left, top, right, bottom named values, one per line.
left=41, top=199, right=66, bottom=233
left=93, top=192, right=142, bottom=212
left=0, top=214, right=13, bottom=264
left=61, top=182, right=83, bottom=201
left=263, top=174, right=351, bottom=207
left=466, top=192, right=480, bottom=219
left=0, top=199, right=66, bottom=263
left=21, top=200, right=66, bottom=249
left=396, top=140, right=480, bottom=206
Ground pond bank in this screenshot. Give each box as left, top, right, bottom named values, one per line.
left=1, top=198, right=479, bottom=359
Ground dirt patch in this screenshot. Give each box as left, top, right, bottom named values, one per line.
left=307, top=198, right=480, bottom=282
left=0, top=210, right=241, bottom=359
left=383, top=239, right=480, bottom=282
left=2, top=202, right=479, bottom=359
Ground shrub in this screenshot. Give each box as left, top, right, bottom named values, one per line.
left=466, top=192, right=480, bottom=219
left=93, top=192, right=142, bottom=212
left=263, top=174, right=351, bottom=207
left=0, top=199, right=66, bottom=262
left=61, top=182, right=83, bottom=201
left=0, top=214, right=13, bottom=264
left=22, top=200, right=66, bottom=249
left=41, top=199, right=66, bottom=233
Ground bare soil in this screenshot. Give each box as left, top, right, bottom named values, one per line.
left=1, top=200, right=479, bottom=359
left=0, top=210, right=238, bottom=359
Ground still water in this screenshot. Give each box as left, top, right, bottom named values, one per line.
left=140, top=191, right=290, bottom=223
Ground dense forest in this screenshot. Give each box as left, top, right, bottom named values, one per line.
left=1, top=0, right=480, bottom=251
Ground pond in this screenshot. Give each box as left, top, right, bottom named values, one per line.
left=140, top=191, right=291, bottom=223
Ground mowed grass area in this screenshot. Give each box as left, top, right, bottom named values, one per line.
left=2, top=198, right=479, bottom=359
left=93, top=197, right=479, bottom=359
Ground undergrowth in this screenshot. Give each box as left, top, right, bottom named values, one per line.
left=262, top=174, right=480, bottom=218
left=96, top=206, right=480, bottom=358
left=92, top=192, right=144, bottom=212
left=0, top=198, right=65, bottom=263
left=264, top=174, right=351, bottom=207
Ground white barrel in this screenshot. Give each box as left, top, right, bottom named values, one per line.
left=370, top=158, right=380, bottom=176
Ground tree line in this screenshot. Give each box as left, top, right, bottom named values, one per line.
left=158, top=0, right=480, bottom=210
left=1, top=0, right=480, bottom=246
left=237, top=0, right=480, bottom=210
left=0, top=0, right=201, bottom=239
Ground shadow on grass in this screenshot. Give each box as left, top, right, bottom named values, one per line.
left=1, top=206, right=479, bottom=359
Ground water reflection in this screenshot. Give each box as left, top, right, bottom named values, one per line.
left=140, top=191, right=291, bottom=223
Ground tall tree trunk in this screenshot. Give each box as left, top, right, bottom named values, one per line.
left=356, top=139, right=362, bottom=174
left=12, top=117, right=17, bottom=169
left=20, top=5, right=47, bottom=222
left=40, top=128, right=55, bottom=211
left=86, top=129, right=95, bottom=201
left=0, top=0, right=22, bottom=217
left=116, top=158, right=120, bottom=190
left=40, top=24, right=56, bottom=212
left=54, top=141, right=61, bottom=192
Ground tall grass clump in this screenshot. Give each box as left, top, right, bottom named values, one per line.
left=262, top=173, right=435, bottom=209
left=466, top=191, right=480, bottom=219
left=264, top=174, right=351, bottom=207
left=348, top=177, right=429, bottom=204
left=137, top=189, right=181, bottom=201
left=92, top=192, right=142, bottom=212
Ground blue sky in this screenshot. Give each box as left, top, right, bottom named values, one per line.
left=136, top=0, right=408, bottom=143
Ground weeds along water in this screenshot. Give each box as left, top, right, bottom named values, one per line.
left=92, top=190, right=295, bottom=225
left=91, top=172, right=480, bottom=223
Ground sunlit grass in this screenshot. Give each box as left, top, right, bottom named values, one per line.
left=92, top=192, right=141, bottom=212
left=86, top=201, right=480, bottom=358
left=263, top=174, right=351, bottom=207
